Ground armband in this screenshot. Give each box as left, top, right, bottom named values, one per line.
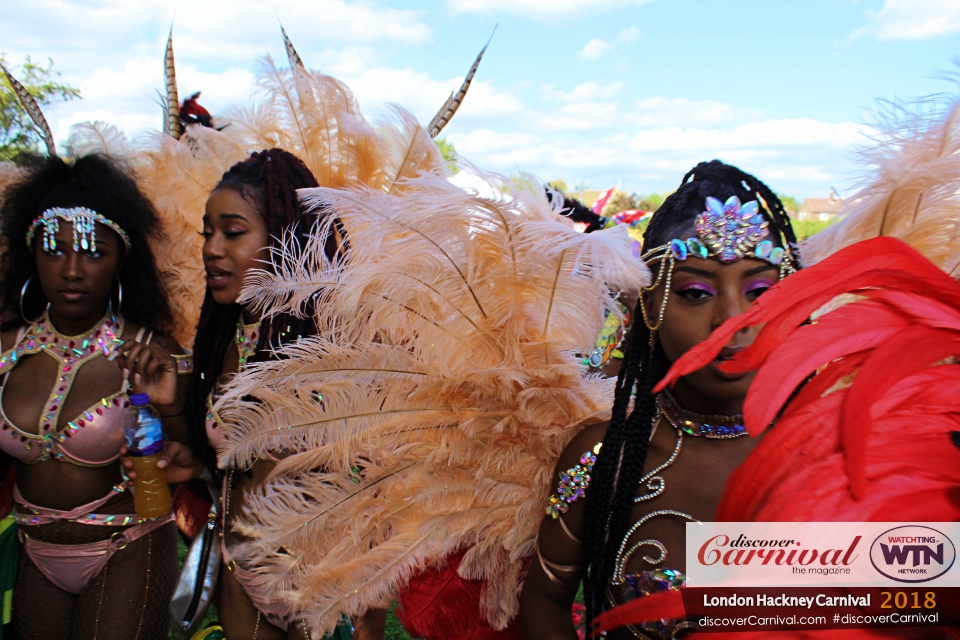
left=546, top=442, right=602, bottom=519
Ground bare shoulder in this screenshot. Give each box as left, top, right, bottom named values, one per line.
left=553, top=419, right=609, bottom=477
left=0, top=326, right=25, bottom=353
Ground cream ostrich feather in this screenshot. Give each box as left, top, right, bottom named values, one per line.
left=64, top=121, right=132, bottom=159
left=134, top=126, right=249, bottom=346
left=221, top=56, right=392, bottom=193
left=215, top=167, right=649, bottom=636
left=802, top=91, right=960, bottom=274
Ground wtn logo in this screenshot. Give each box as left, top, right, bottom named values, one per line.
left=870, top=526, right=955, bottom=583
left=879, top=543, right=944, bottom=567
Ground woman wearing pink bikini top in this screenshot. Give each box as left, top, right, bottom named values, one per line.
left=0, top=153, right=185, bottom=639
left=121, top=149, right=351, bottom=640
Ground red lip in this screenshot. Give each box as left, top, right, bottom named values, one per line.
left=709, top=345, right=747, bottom=381
left=206, top=266, right=233, bottom=290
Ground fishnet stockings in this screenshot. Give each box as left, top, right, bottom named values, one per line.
left=13, top=521, right=178, bottom=640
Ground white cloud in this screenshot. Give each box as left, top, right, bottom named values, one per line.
left=323, top=57, right=523, bottom=127
left=850, top=0, right=960, bottom=41
left=626, top=119, right=868, bottom=153
left=618, top=26, right=642, bottom=43
left=538, top=101, right=619, bottom=130
left=626, top=97, right=754, bottom=127
left=577, top=38, right=612, bottom=61
left=451, top=117, right=872, bottom=199
left=541, top=81, right=624, bottom=102
left=446, top=0, right=652, bottom=17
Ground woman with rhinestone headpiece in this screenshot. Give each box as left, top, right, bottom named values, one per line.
left=519, top=159, right=801, bottom=639
left=0, top=151, right=183, bottom=639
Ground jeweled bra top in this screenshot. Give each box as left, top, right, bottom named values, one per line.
left=0, top=312, right=141, bottom=467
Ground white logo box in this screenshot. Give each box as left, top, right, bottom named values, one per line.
left=685, top=522, right=960, bottom=587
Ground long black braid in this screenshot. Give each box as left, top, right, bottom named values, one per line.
left=580, top=160, right=799, bottom=626
left=186, top=148, right=341, bottom=473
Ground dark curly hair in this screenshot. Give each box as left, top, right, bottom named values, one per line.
left=186, top=148, right=340, bottom=473
left=0, top=153, right=173, bottom=332
left=580, top=160, right=800, bottom=627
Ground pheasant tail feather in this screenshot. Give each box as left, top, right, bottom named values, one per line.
left=427, top=26, right=495, bottom=138
left=281, top=25, right=305, bottom=70
left=163, top=28, right=183, bottom=140
left=1, top=62, right=56, bottom=157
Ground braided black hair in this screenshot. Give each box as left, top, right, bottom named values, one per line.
left=580, top=160, right=799, bottom=626
left=186, top=148, right=340, bottom=473
left=545, top=187, right=608, bottom=233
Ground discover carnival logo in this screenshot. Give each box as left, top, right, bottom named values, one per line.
left=685, top=522, right=960, bottom=588
left=869, top=526, right=956, bottom=583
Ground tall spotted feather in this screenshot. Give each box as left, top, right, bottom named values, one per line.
left=0, top=62, right=56, bottom=156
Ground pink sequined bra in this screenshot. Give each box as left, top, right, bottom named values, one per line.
left=0, top=312, right=148, bottom=467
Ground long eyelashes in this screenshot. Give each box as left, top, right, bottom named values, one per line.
left=744, top=279, right=776, bottom=296
left=676, top=283, right=716, bottom=299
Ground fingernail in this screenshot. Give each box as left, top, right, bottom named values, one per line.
left=134, top=373, right=141, bottom=385
left=123, top=368, right=129, bottom=377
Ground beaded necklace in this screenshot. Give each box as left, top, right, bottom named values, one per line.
left=236, top=321, right=260, bottom=368
left=0, top=311, right=123, bottom=459
left=607, top=391, right=747, bottom=638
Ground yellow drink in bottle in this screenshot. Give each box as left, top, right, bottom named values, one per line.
left=129, top=454, right=173, bottom=518
left=124, top=393, right=172, bottom=519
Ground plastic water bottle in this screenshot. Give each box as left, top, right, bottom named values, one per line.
left=124, top=393, right=172, bottom=519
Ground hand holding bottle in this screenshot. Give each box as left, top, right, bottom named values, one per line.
left=124, top=393, right=173, bottom=518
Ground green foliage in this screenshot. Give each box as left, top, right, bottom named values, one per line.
left=604, top=189, right=639, bottom=216
left=548, top=179, right=568, bottom=192
left=776, top=193, right=800, bottom=216
left=791, top=218, right=834, bottom=240
left=434, top=136, right=456, bottom=160
left=386, top=600, right=417, bottom=640
left=0, top=55, right=80, bottom=163
left=637, top=192, right=665, bottom=212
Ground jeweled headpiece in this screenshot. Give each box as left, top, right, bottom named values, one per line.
left=643, top=196, right=791, bottom=268
left=26, top=207, right=132, bottom=254
left=639, top=195, right=797, bottom=331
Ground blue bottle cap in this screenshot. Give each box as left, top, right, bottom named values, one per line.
left=129, top=393, right=150, bottom=405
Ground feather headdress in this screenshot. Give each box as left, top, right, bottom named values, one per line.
left=134, top=26, right=446, bottom=345
left=215, top=166, right=649, bottom=636
left=802, top=89, right=960, bottom=274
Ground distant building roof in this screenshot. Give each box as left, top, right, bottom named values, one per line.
left=800, top=196, right=843, bottom=216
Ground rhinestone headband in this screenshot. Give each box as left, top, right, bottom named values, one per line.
left=642, top=196, right=789, bottom=267
left=26, top=207, right=132, bottom=254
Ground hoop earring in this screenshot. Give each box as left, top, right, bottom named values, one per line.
left=19, top=276, right=39, bottom=321
left=112, top=279, right=123, bottom=315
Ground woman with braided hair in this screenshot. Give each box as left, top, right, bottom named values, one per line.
left=519, top=160, right=800, bottom=639
left=120, top=148, right=351, bottom=640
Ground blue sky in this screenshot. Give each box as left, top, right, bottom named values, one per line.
left=2, top=0, right=959, bottom=200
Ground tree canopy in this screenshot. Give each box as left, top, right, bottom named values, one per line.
left=1, top=55, right=80, bottom=163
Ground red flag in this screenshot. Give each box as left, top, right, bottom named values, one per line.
left=592, top=187, right=616, bottom=214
